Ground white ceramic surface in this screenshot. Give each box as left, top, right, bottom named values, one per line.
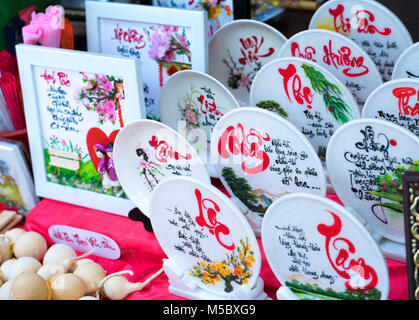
left=261, top=193, right=390, bottom=300
left=309, top=0, right=413, bottom=82
left=362, top=79, right=419, bottom=137
left=277, top=29, right=382, bottom=109
left=326, top=118, right=419, bottom=245
left=209, top=19, right=287, bottom=107
left=160, top=70, right=240, bottom=178
left=113, top=119, right=210, bottom=217
left=392, top=42, right=419, bottom=80
left=149, top=176, right=262, bottom=298
left=210, top=107, right=327, bottom=233
left=250, top=57, right=359, bottom=161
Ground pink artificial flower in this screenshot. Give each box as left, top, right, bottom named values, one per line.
left=96, top=104, right=105, bottom=114
left=148, top=32, right=168, bottom=60
left=26, top=8, right=62, bottom=48
left=22, top=23, right=42, bottom=44
left=104, top=100, right=115, bottom=114
left=107, top=112, right=117, bottom=122
left=45, top=5, right=64, bottom=30
left=100, top=76, right=114, bottom=92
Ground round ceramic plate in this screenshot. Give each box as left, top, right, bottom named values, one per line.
left=250, top=57, right=359, bottom=161
left=209, top=19, right=287, bottom=107
left=113, top=119, right=210, bottom=217
left=326, top=118, right=419, bottom=244
left=149, top=176, right=261, bottom=297
left=261, top=193, right=390, bottom=300
left=277, top=29, right=382, bottom=109
left=309, top=0, right=413, bottom=82
left=210, top=107, right=327, bottom=227
left=160, top=70, right=241, bottom=178
left=392, top=42, right=419, bottom=80
left=362, top=79, right=419, bottom=137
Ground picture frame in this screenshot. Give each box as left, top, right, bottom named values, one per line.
left=403, top=171, right=419, bottom=300
left=85, top=1, right=208, bottom=121
left=16, top=44, right=145, bottom=216
left=0, top=138, right=39, bottom=216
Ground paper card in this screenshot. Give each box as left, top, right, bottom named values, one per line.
left=402, top=171, right=419, bottom=300
left=250, top=57, right=359, bottom=160
left=16, top=44, right=145, bottom=216
left=326, top=119, right=419, bottom=245
left=113, top=119, right=210, bottom=217
left=261, top=193, right=389, bottom=300
left=48, top=225, right=121, bottom=260
left=86, top=1, right=207, bottom=121
left=150, top=176, right=261, bottom=298
left=151, top=0, right=234, bottom=40
left=209, top=19, right=287, bottom=106
left=309, top=0, right=413, bottom=82
left=210, top=107, right=327, bottom=230
left=362, top=79, right=419, bottom=137
left=277, top=29, right=382, bottom=109
left=393, top=42, right=419, bottom=80
left=159, top=70, right=240, bottom=177
left=0, top=139, right=38, bottom=215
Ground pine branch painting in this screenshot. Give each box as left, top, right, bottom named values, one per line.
left=189, top=237, right=255, bottom=293
left=256, top=100, right=288, bottom=118
left=301, top=64, right=352, bottom=124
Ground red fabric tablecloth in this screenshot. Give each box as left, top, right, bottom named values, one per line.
left=22, top=194, right=408, bottom=300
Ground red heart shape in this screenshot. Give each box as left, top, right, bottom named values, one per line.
left=86, top=128, right=120, bottom=172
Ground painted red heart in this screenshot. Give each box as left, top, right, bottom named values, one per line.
left=86, top=128, right=119, bottom=172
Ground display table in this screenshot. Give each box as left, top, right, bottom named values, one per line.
left=22, top=193, right=409, bottom=300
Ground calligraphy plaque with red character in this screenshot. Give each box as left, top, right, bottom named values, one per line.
left=150, top=176, right=268, bottom=300
left=113, top=119, right=210, bottom=217
left=209, top=19, right=287, bottom=106
left=210, top=107, right=327, bottom=235
left=309, top=0, right=413, bottom=82
left=326, top=119, right=419, bottom=262
left=362, top=79, right=419, bottom=137
left=277, top=29, right=382, bottom=109
left=160, top=70, right=240, bottom=177
left=250, top=57, right=359, bottom=162
left=261, top=193, right=390, bottom=300
left=86, top=1, right=207, bottom=121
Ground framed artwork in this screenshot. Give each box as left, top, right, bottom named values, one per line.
left=0, top=139, right=39, bottom=215
left=16, top=44, right=145, bottom=216
left=403, top=171, right=419, bottom=300
left=86, top=1, right=208, bottom=121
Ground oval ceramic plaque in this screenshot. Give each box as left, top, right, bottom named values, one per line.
left=362, top=79, right=419, bottom=137
left=160, top=70, right=240, bottom=178
left=326, top=118, right=419, bottom=244
left=113, top=119, right=210, bottom=217
left=392, top=42, right=419, bottom=80
left=277, top=29, right=382, bottom=109
left=309, top=0, right=413, bottom=82
left=261, top=193, right=390, bottom=300
left=250, top=57, right=359, bottom=160
left=150, top=176, right=261, bottom=297
left=209, top=19, right=287, bottom=106
left=210, top=107, right=327, bottom=230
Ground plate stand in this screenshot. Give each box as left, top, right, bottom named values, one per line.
left=345, top=207, right=406, bottom=263
left=276, top=285, right=300, bottom=300
left=163, top=258, right=270, bottom=300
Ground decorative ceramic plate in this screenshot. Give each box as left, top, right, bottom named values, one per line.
left=309, top=0, right=413, bottom=82
left=277, top=29, right=382, bottom=109
left=113, top=119, right=210, bottom=217
left=362, top=79, right=419, bottom=137
left=250, top=57, right=359, bottom=161
left=261, top=193, right=390, bottom=300
left=392, top=42, right=419, bottom=80
left=326, top=118, right=419, bottom=244
left=150, top=176, right=262, bottom=298
left=210, top=107, right=327, bottom=233
left=209, top=19, right=287, bottom=106
left=160, top=70, right=240, bottom=178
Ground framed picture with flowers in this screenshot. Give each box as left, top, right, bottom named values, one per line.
left=16, top=44, right=145, bottom=216
left=86, top=1, right=208, bottom=121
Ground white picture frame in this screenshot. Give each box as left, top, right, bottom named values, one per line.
left=85, top=1, right=208, bottom=121
left=16, top=44, right=145, bottom=216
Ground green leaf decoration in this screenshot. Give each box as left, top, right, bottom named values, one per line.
left=256, top=100, right=288, bottom=118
